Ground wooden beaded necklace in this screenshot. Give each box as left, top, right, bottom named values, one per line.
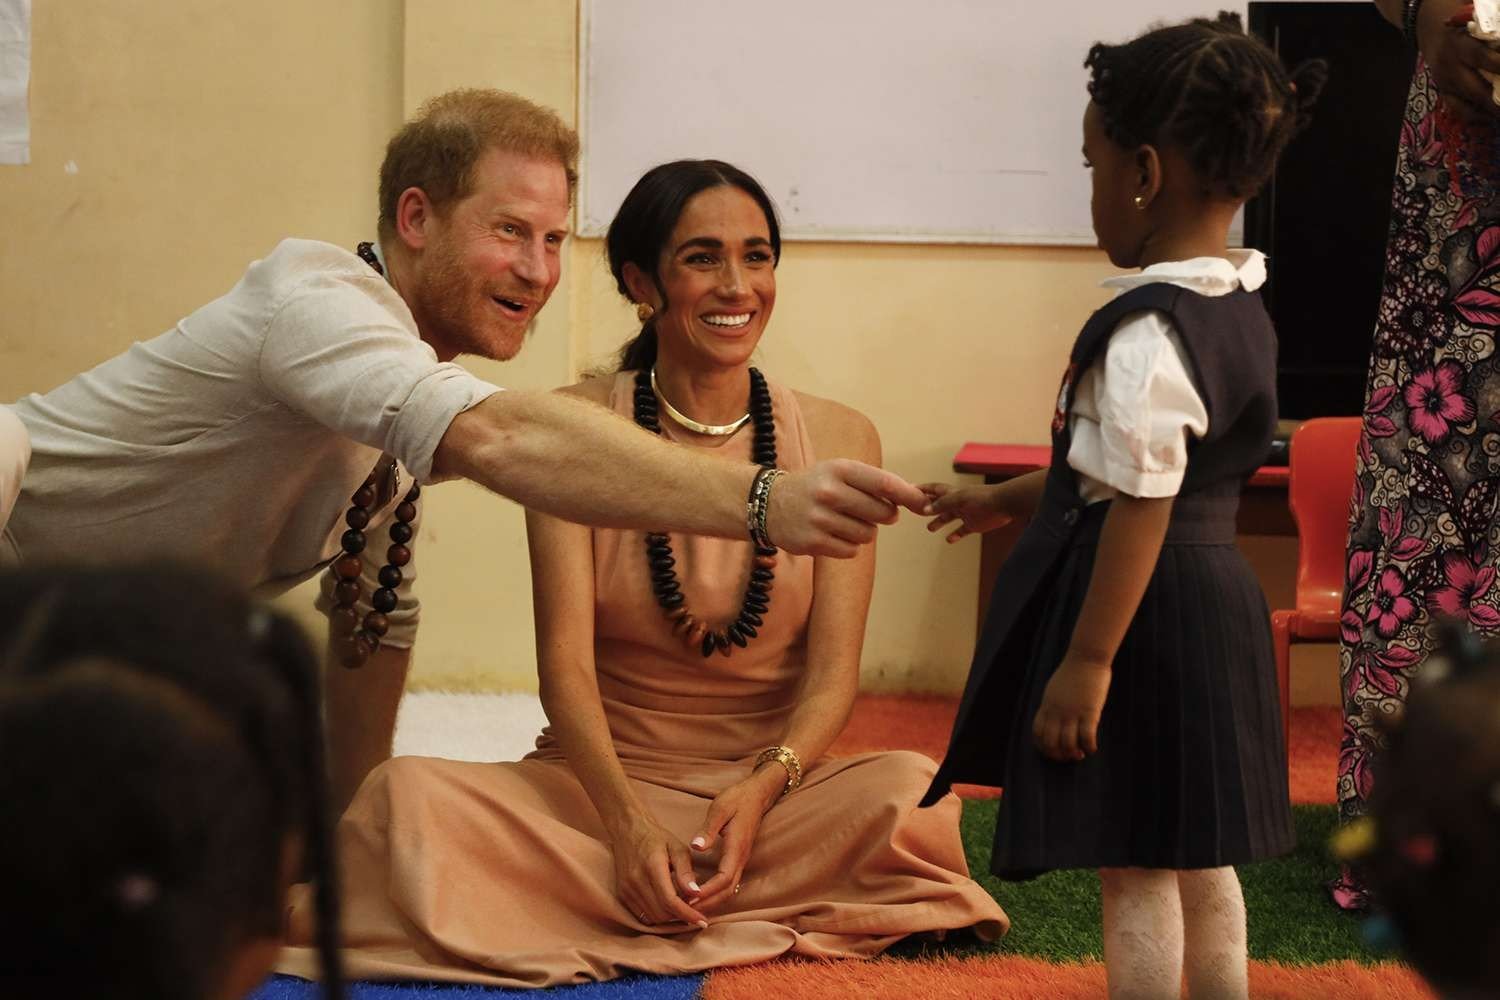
left=634, top=367, right=778, bottom=658
left=331, top=241, right=421, bottom=669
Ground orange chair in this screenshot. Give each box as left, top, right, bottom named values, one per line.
left=1270, top=417, right=1363, bottom=753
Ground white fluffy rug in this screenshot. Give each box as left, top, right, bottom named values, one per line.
left=391, top=691, right=548, bottom=762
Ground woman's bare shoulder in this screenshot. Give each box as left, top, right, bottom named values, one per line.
left=557, top=372, right=620, bottom=406
left=791, top=389, right=881, bottom=465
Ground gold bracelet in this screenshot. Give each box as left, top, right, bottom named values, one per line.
left=755, top=744, right=803, bottom=796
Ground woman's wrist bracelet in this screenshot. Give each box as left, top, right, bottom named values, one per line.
left=755, top=744, right=803, bottom=796
left=746, top=467, right=786, bottom=549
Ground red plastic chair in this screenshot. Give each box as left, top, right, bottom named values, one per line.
left=1270, top=417, right=1363, bottom=754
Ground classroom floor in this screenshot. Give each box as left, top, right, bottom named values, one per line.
left=253, top=694, right=1430, bottom=1000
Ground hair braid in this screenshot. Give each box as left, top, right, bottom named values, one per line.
left=1085, top=11, right=1326, bottom=199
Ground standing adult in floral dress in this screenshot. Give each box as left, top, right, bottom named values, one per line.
left=1337, top=0, right=1500, bottom=909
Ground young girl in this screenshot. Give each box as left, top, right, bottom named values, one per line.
left=919, top=15, right=1325, bottom=998
left=0, top=565, right=345, bottom=1000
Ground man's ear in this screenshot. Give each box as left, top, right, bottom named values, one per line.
left=394, top=187, right=437, bottom=251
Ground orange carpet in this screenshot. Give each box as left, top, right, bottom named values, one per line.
left=702, top=956, right=1433, bottom=1000
left=830, top=694, right=1341, bottom=805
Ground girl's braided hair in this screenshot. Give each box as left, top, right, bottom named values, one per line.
left=1085, top=11, right=1328, bottom=199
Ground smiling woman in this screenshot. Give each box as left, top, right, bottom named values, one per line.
left=276, top=161, right=1007, bottom=988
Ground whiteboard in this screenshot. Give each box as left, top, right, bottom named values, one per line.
left=580, top=0, right=1347, bottom=245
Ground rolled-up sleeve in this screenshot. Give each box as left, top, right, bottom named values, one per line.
left=1067, top=310, right=1209, bottom=499
left=257, top=270, right=501, bottom=481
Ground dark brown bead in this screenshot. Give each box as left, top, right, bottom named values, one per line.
left=338, top=633, right=376, bottom=669
left=735, top=619, right=758, bottom=639
left=660, top=591, right=685, bottom=608
left=331, top=605, right=360, bottom=637
left=394, top=501, right=417, bottom=523
left=378, top=565, right=403, bottom=590
left=386, top=544, right=411, bottom=567
left=649, top=555, right=675, bottom=570
left=727, top=624, right=748, bottom=647
left=646, top=533, right=669, bottom=545
left=345, top=507, right=370, bottom=530
left=751, top=568, right=773, bottom=583
left=341, top=529, right=367, bottom=554
left=688, top=622, right=708, bottom=648
left=371, top=587, right=398, bottom=613
left=744, top=598, right=769, bottom=614
left=334, top=555, right=363, bottom=580
left=389, top=522, right=413, bottom=544
left=715, top=632, right=732, bottom=656
left=754, top=555, right=776, bottom=569
left=646, top=544, right=671, bottom=558
left=362, top=611, right=389, bottom=637
left=700, top=632, right=717, bottom=657
left=404, top=483, right=421, bottom=502
left=739, top=610, right=763, bottom=627
left=352, top=485, right=377, bottom=509
left=334, top=580, right=361, bottom=606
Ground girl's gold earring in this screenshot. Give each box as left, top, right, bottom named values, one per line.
left=1133, top=195, right=1147, bottom=210
left=636, top=302, right=655, bottom=322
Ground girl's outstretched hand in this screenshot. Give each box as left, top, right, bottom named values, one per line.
left=920, top=482, right=1013, bottom=542
left=1033, top=654, right=1113, bottom=762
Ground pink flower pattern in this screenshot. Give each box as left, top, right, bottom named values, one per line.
left=1364, top=567, right=1420, bottom=639
left=1338, top=64, right=1500, bottom=909
left=1402, top=361, right=1476, bottom=444
left=1425, top=553, right=1500, bottom=627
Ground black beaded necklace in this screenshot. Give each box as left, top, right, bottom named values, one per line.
left=634, top=367, right=778, bottom=658
left=331, top=241, right=420, bottom=669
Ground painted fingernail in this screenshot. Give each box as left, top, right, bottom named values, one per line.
left=688, top=881, right=701, bottom=894
left=697, top=920, right=709, bottom=929
left=691, top=837, right=707, bottom=850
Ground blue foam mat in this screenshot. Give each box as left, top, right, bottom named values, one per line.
left=252, top=974, right=704, bottom=999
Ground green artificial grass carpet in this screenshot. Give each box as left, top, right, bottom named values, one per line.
left=906, top=801, right=1380, bottom=966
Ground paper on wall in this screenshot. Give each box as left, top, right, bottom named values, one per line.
left=0, top=0, right=29, bottom=165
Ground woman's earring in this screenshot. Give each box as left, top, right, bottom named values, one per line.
left=636, top=302, right=655, bottom=323
left=1133, top=194, right=1147, bottom=210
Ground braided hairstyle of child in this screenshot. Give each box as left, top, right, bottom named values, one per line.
left=1358, top=630, right=1500, bottom=996
left=1085, top=11, right=1328, bottom=200
left=0, top=565, right=345, bottom=1000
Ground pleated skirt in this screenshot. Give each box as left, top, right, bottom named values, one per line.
left=990, top=504, right=1295, bottom=879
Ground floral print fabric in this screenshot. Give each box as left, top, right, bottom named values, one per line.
left=1337, top=65, right=1500, bottom=909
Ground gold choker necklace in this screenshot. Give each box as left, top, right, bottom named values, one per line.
left=650, top=367, right=752, bottom=436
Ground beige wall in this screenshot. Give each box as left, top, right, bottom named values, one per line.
left=0, top=1, right=1337, bottom=701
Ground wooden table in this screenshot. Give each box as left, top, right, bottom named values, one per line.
left=953, top=443, right=1294, bottom=628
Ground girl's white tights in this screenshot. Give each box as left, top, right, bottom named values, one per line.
left=1100, top=866, right=1247, bottom=1000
